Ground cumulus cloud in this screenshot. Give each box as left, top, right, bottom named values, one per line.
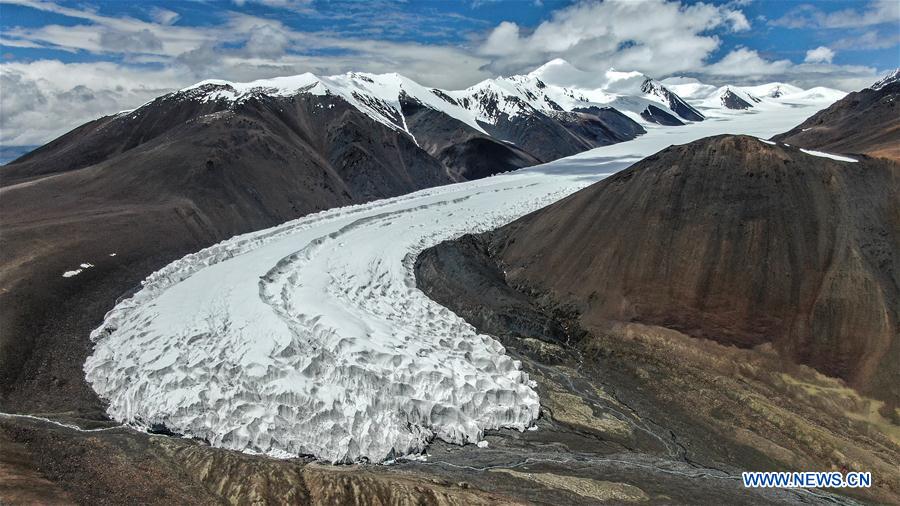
left=704, top=47, right=792, bottom=76
left=805, top=46, right=835, bottom=64
left=478, top=0, right=750, bottom=76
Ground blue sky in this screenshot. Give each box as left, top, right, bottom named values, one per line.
left=1, top=0, right=898, bottom=146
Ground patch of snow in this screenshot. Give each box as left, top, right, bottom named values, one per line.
left=799, top=148, right=858, bottom=163
left=476, top=440, right=489, bottom=448
left=758, top=138, right=777, bottom=145
left=109, top=253, right=117, bottom=257
left=63, top=262, right=95, bottom=278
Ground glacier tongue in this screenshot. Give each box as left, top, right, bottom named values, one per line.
left=84, top=98, right=835, bottom=463
left=83, top=177, right=572, bottom=463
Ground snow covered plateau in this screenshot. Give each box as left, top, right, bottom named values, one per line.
left=85, top=84, right=841, bottom=464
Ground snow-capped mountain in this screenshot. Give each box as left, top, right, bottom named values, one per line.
left=174, top=58, right=711, bottom=153
left=740, top=82, right=804, bottom=99
left=709, top=86, right=762, bottom=110
left=663, top=76, right=845, bottom=112
left=871, top=68, right=900, bottom=90
left=172, top=67, right=650, bottom=169
left=515, top=58, right=705, bottom=124
left=173, top=59, right=844, bottom=145
left=7, top=59, right=844, bottom=191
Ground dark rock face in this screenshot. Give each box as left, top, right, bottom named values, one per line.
left=772, top=81, right=900, bottom=161
left=398, top=92, right=541, bottom=179
left=719, top=89, right=754, bottom=109
left=476, top=108, right=645, bottom=162
left=640, top=79, right=705, bottom=121
left=640, top=104, right=684, bottom=125
left=486, top=135, right=900, bottom=406
left=565, top=106, right=647, bottom=144
left=415, top=235, right=570, bottom=343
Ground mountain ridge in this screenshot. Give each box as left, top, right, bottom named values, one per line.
left=6, top=58, right=844, bottom=174
left=773, top=77, right=900, bottom=161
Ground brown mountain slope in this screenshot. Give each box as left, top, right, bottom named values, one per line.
left=490, top=135, right=900, bottom=405
left=772, top=81, right=900, bottom=161
left=416, top=135, right=900, bottom=503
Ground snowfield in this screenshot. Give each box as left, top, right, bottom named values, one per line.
left=85, top=100, right=836, bottom=463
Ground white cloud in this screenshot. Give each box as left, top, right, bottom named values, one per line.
left=478, top=0, right=750, bottom=77
left=704, top=47, right=792, bottom=76
left=0, top=60, right=184, bottom=145
left=149, top=7, right=180, bottom=26
left=832, top=30, right=900, bottom=50
left=475, top=2, right=877, bottom=92
left=699, top=47, right=874, bottom=90
left=805, top=46, right=835, bottom=64
left=773, top=0, right=900, bottom=29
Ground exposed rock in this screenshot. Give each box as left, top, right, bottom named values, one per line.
left=640, top=79, right=705, bottom=121
left=720, top=89, right=754, bottom=109
left=640, top=104, right=684, bottom=126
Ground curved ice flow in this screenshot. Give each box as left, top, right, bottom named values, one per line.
left=84, top=102, right=830, bottom=463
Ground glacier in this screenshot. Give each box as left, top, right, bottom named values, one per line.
left=84, top=95, right=836, bottom=463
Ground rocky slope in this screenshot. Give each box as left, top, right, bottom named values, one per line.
left=491, top=136, right=899, bottom=404
left=773, top=79, right=900, bottom=161
left=417, top=135, right=900, bottom=503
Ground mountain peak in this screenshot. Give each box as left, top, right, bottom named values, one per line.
left=871, top=68, right=900, bottom=90
left=532, top=57, right=575, bottom=71
left=527, top=58, right=591, bottom=88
